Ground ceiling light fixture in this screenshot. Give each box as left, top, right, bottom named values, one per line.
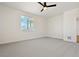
left=38, top=2, right=56, bottom=12
left=43, top=7, right=47, bottom=10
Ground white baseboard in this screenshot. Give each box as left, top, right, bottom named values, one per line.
left=0, top=36, right=46, bottom=45
left=0, top=35, right=76, bottom=45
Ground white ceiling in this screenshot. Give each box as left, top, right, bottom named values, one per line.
left=0, top=2, right=79, bottom=18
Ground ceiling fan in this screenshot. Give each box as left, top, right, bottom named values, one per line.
left=38, top=2, right=56, bottom=12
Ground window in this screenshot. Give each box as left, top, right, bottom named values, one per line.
left=20, top=16, right=34, bottom=31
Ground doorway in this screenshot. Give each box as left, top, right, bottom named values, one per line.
left=76, top=17, right=79, bottom=43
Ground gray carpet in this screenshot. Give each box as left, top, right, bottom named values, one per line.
left=0, top=37, right=79, bottom=57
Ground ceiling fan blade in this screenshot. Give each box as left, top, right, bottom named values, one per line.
left=47, top=4, right=56, bottom=7
left=41, top=8, right=44, bottom=12
left=38, top=2, right=44, bottom=7
left=44, top=2, right=46, bottom=6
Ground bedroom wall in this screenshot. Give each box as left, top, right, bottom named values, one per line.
left=63, top=8, right=79, bottom=43
left=48, top=8, right=79, bottom=43
left=0, top=5, right=46, bottom=44
left=48, top=15, right=63, bottom=39
left=0, top=11, right=3, bottom=42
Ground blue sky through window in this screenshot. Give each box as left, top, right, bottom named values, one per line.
left=21, top=16, right=29, bottom=31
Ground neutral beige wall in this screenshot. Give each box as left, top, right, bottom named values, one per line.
left=48, top=15, right=63, bottom=39
left=63, top=8, right=79, bottom=43
left=0, top=5, right=46, bottom=44
left=47, top=8, right=79, bottom=43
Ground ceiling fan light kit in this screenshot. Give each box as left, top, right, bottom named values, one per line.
left=38, top=2, right=56, bottom=12
left=43, top=7, right=48, bottom=10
